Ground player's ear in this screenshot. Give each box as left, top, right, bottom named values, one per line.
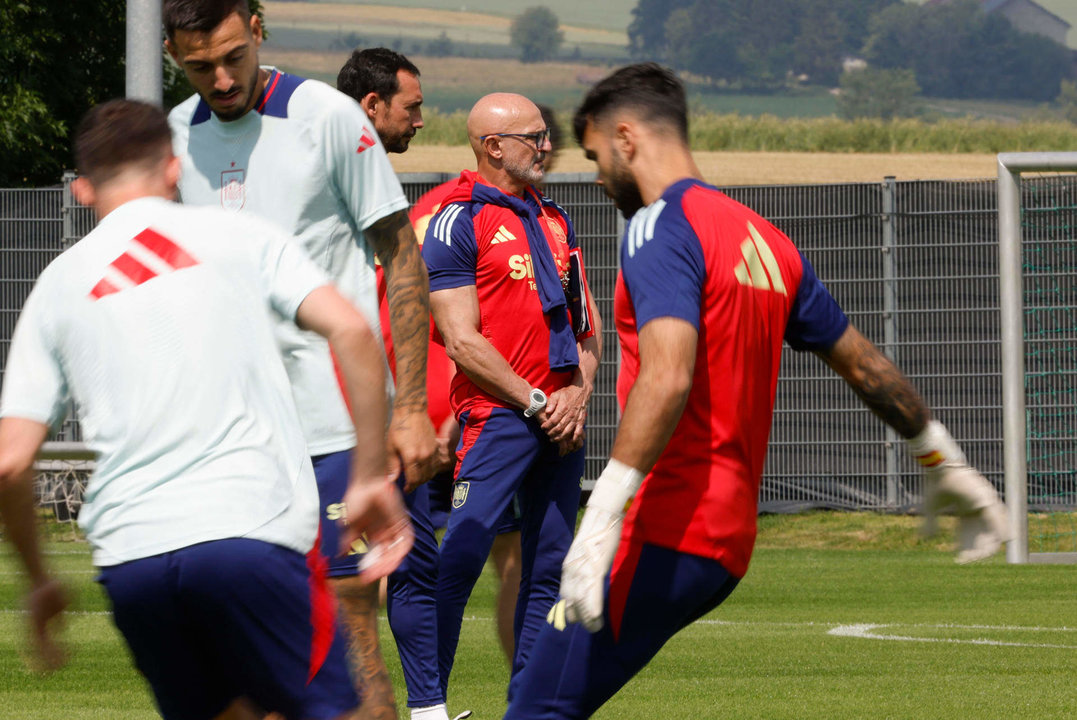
left=249, top=13, right=263, bottom=46
left=164, top=38, right=179, bottom=64
left=613, top=121, right=636, bottom=161
left=70, top=177, right=95, bottom=209
left=483, top=136, right=503, bottom=160
left=359, top=92, right=379, bottom=119
left=163, top=155, right=182, bottom=199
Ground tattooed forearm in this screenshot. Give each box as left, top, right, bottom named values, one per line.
left=368, top=209, right=430, bottom=415
left=331, top=576, right=398, bottom=720
left=815, top=325, right=930, bottom=439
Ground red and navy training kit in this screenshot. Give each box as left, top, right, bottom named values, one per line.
left=505, top=178, right=849, bottom=718
left=422, top=171, right=595, bottom=692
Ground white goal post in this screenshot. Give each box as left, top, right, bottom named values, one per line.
left=996, top=151, right=1077, bottom=565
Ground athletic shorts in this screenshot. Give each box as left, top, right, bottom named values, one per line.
left=312, top=449, right=366, bottom=577
left=504, top=541, right=740, bottom=718
left=97, top=537, right=358, bottom=720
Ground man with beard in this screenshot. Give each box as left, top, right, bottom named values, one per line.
left=0, top=98, right=412, bottom=720
left=337, top=47, right=467, bottom=720
left=421, top=93, right=602, bottom=698
left=503, top=63, right=1009, bottom=718
left=163, top=2, right=438, bottom=718
left=411, top=103, right=564, bottom=671
left=337, top=48, right=425, bottom=155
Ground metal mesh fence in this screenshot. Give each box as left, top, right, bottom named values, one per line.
left=4, top=172, right=1076, bottom=526
left=1020, top=175, right=1077, bottom=549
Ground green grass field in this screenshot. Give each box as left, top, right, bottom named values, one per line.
left=3, top=514, right=1075, bottom=719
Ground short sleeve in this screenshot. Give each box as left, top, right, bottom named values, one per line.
left=0, top=279, right=70, bottom=428
left=784, top=252, right=849, bottom=351
left=422, top=203, right=479, bottom=291
left=621, top=199, right=706, bottom=331
left=321, top=98, right=409, bottom=231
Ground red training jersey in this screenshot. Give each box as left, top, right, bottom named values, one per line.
left=421, top=171, right=590, bottom=419
left=616, top=179, right=848, bottom=578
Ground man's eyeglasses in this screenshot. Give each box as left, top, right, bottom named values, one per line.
left=480, top=128, right=551, bottom=148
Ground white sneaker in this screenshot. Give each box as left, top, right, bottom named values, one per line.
left=452, top=712, right=473, bottom=720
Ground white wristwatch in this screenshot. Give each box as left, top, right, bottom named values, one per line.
left=523, top=388, right=548, bottom=418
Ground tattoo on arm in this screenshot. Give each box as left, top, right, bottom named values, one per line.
left=368, top=210, right=430, bottom=414
left=816, top=327, right=930, bottom=439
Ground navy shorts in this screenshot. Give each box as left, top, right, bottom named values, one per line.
left=97, top=538, right=358, bottom=720
left=312, top=449, right=366, bottom=577
left=504, top=541, right=740, bottom=718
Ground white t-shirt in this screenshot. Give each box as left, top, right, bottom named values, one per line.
left=0, top=196, right=328, bottom=566
left=169, top=68, right=410, bottom=455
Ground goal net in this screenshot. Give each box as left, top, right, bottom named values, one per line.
left=34, top=442, right=93, bottom=538
left=997, top=152, right=1077, bottom=564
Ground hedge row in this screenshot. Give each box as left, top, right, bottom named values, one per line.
left=412, top=110, right=1077, bottom=153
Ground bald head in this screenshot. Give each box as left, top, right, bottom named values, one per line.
left=467, top=93, right=551, bottom=193
left=467, top=93, right=541, bottom=151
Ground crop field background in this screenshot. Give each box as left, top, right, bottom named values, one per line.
left=258, top=2, right=1077, bottom=121
left=3, top=513, right=1075, bottom=719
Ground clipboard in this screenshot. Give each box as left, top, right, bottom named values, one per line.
left=565, top=247, right=595, bottom=339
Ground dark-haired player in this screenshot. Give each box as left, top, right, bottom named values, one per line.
left=0, top=98, right=411, bottom=720
left=505, top=63, right=1008, bottom=718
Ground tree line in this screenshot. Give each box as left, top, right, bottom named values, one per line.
left=628, top=0, right=1074, bottom=102
left=0, top=1, right=264, bottom=187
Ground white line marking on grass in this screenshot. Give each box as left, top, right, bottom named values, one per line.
left=686, top=618, right=1077, bottom=649
left=828, top=623, right=1077, bottom=649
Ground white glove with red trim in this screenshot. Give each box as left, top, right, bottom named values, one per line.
left=908, top=420, right=1010, bottom=563
left=560, top=459, right=644, bottom=632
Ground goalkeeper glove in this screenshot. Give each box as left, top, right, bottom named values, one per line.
left=907, top=420, right=1010, bottom=564
left=561, top=459, right=644, bottom=632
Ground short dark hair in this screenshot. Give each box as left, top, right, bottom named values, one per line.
left=162, top=0, right=250, bottom=41
left=573, top=63, right=688, bottom=145
left=74, top=100, right=173, bottom=185
left=336, top=47, right=420, bottom=103
left=536, top=104, right=562, bottom=152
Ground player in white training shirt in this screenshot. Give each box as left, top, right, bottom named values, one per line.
left=167, top=35, right=411, bottom=457
left=163, top=3, right=436, bottom=715
left=0, top=99, right=412, bottom=720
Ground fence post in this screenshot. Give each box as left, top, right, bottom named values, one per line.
left=61, top=171, right=77, bottom=249
left=127, top=0, right=163, bottom=104
left=881, top=176, right=900, bottom=508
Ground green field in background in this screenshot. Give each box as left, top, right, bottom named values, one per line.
left=3, top=513, right=1075, bottom=719
left=274, top=0, right=637, bottom=33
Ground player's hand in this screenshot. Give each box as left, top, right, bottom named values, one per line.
left=389, top=408, right=438, bottom=493
left=561, top=459, right=644, bottom=632
left=561, top=504, right=621, bottom=633
left=433, top=436, right=455, bottom=475
left=25, top=577, right=68, bottom=673
left=923, top=465, right=1010, bottom=564
left=540, top=382, right=590, bottom=444
left=557, top=434, right=583, bottom=457
left=909, top=420, right=1009, bottom=563
left=340, top=479, right=414, bottom=583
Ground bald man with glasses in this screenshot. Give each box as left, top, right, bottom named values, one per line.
left=421, top=93, right=602, bottom=699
